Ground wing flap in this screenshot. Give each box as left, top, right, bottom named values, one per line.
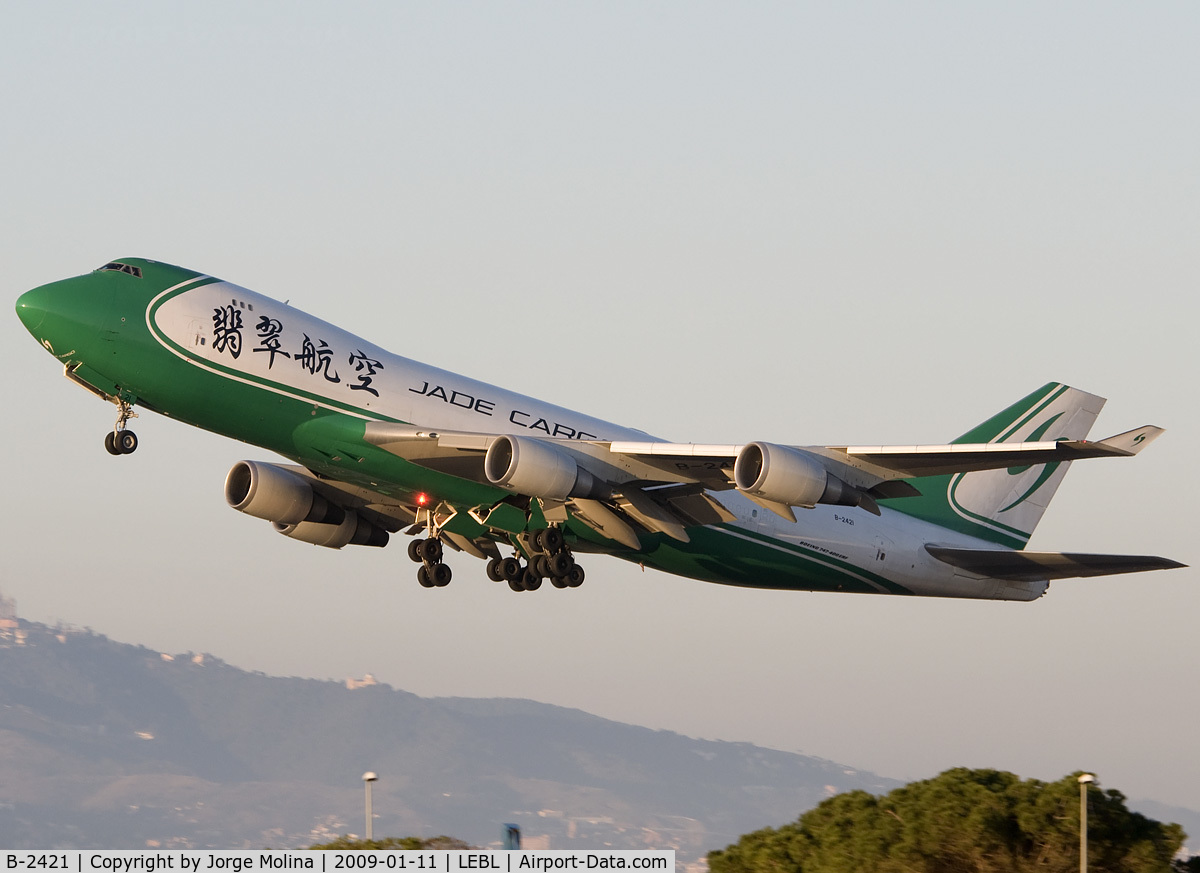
left=652, top=487, right=736, bottom=526
left=926, top=545, right=1186, bottom=581
left=617, top=486, right=690, bottom=542
left=568, top=498, right=642, bottom=550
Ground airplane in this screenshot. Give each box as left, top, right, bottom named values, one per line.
left=15, top=258, right=1185, bottom=599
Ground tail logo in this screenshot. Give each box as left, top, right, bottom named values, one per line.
left=999, top=413, right=1063, bottom=513
left=902, top=382, right=1102, bottom=549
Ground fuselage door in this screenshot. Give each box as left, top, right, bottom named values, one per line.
left=873, top=534, right=893, bottom=567
left=188, top=318, right=208, bottom=352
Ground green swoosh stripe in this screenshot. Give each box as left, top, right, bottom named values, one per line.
left=1006, top=412, right=1064, bottom=476
left=999, top=462, right=1061, bottom=513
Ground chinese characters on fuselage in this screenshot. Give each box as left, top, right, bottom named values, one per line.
left=297, top=334, right=339, bottom=383
left=211, top=305, right=384, bottom=397
left=348, top=350, right=383, bottom=396
left=208, top=304, right=592, bottom=436
left=212, top=304, right=243, bottom=358
left=253, top=316, right=289, bottom=367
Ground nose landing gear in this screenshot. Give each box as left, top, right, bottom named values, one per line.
left=104, top=395, right=139, bottom=455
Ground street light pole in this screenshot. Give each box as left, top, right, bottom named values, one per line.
left=363, top=772, right=378, bottom=842
left=1079, top=773, right=1095, bottom=873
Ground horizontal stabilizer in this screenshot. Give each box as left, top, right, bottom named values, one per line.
left=926, top=545, right=1186, bottom=581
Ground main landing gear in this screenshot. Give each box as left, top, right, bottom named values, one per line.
left=103, top=396, right=139, bottom=456
left=485, top=527, right=585, bottom=593
left=407, top=536, right=452, bottom=588
left=405, top=523, right=584, bottom=593
left=405, top=499, right=455, bottom=588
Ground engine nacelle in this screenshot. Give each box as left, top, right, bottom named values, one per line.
left=734, top=442, right=859, bottom=508
left=225, top=461, right=345, bottom=526
left=273, top=511, right=389, bottom=549
left=484, top=434, right=608, bottom=500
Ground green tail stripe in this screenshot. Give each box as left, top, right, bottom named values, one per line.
left=958, top=383, right=1067, bottom=445
left=888, top=383, right=1066, bottom=548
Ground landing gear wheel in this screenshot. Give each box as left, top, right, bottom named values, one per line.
left=549, top=552, right=573, bottom=577
left=567, top=566, right=585, bottom=587
left=522, top=570, right=542, bottom=591
left=550, top=574, right=569, bottom=589
left=486, top=558, right=505, bottom=582
left=430, top=563, right=452, bottom=587
left=418, top=538, right=443, bottom=563
left=417, top=565, right=435, bottom=588
left=507, top=576, right=526, bottom=592
left=533, top=555, right=552, bottom=578
left=107, top=396, right=140, bottom=455
left=500, top=557, right=522, bottom=582
left=407, top=539, right=424, bottom=563
left=541, top=527, right=564, bottom=554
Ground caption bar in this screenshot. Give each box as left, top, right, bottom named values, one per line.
left=5, top=852, right=674, bottom=873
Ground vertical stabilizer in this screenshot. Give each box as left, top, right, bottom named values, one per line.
left=891, top=383, right=1106, bottom=548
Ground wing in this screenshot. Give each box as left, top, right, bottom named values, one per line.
left=607, top=425, right=1164, bottom=485
left=357, top=421, right=1165, bottom=542
left=224, top=380, right=1178, bottom=590
left=925, top=546, right=1186, bottom=581
left=601, top=426, right=1164, bottom=520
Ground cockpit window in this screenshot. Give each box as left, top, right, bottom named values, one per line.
left=97, top=262, right=143, bottom=278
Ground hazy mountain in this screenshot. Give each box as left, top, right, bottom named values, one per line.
left=0, top=619, right=898, bottom=856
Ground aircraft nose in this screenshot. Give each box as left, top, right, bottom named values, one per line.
left=15, top=285, right=48, bottom=335
left=16, top=274, right=116, bottom=355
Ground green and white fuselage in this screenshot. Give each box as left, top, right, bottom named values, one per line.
left=15, top=259, right=1183, bottom=599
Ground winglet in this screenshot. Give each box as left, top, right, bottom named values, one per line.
left=1096, top=425, right=1165, bottom=456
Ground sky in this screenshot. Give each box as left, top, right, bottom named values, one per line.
left=3, top=1, right=1198, bottom=817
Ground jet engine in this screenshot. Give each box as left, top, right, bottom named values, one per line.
left=484, top=434, right=609, bottom=501
left=734, top=442, right=861, bottom=508
left=273, top=512, right=389, bottom=549
left=224, top=460, right=345, bottom=526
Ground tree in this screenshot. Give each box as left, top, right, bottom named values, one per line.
left=708, top=769, right=1186, bottom=873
